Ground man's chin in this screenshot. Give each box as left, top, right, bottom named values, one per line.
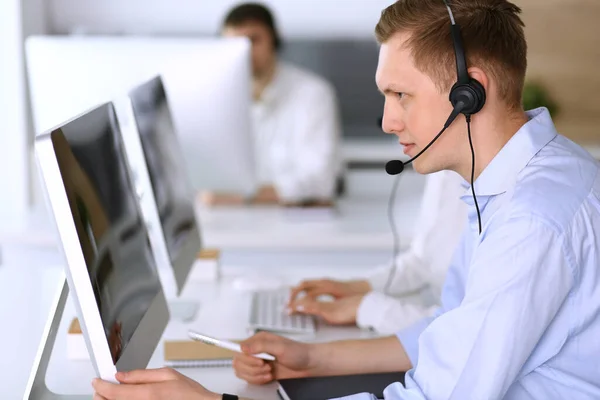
left=412, top=161, right=442, bottom=175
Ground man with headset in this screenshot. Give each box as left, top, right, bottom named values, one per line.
left=93, top=0, right=600, bottom=399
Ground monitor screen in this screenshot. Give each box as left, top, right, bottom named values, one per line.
left=51, top=104, right=161, bottom=364
left=128, top=77, right=197, bottom=263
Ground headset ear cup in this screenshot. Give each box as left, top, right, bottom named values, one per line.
left=449, top=83, right=475, bottom=114
left=449, top=80, right=486, bottom=116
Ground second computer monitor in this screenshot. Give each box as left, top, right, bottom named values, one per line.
left=116, top=76, right=201, bottom=300
left=26, top=35, right=257, bottom=199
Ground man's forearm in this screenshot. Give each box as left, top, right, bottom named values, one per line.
left=308, top=336, right=411, bottom=377
left=348, top=279, right=372, bottom=295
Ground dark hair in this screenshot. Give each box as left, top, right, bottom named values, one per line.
left=222, top=3, right=282, bottom=51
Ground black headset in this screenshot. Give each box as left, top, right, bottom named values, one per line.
left=445, top=1, right=486, bottom=117
left=385, top=0, right=487, bottom=176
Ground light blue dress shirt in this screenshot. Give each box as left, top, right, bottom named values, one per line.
left=334, top=108, right=600, bottom=400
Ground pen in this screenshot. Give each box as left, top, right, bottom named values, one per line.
left=188, top=330, right=276, bottom=361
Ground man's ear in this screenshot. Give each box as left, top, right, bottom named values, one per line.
left=468, top=67, right=488, bottom=91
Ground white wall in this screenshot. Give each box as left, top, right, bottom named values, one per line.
left=48, top=0, right=393, bottom=37
left=22, top=0, right=49, bottom=212
left=0, top=0, right=29, bottom=232
left=0, top=0, right=48, bottom=233
left=23, top=0, right=49, bottom=203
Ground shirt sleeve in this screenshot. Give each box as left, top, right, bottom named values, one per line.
left=273, top=83, right=342, bottom=203
left=357, top=291, right=437, bottom=335
left=342, top=217, right=573, bottom=400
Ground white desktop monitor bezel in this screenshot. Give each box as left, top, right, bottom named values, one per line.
left=113, top=79, right=201, bottom=299
left=34, top=102, right=170, bottom=382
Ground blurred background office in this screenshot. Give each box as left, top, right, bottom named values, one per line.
left=1, top=2, right=599, bottom=397
left=1, top=0, right=600, bottom=235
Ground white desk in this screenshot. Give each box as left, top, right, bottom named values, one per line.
left=0, top=244, right=66, bottom=399
left=0, top=169, right=426, bottom=255
left=196, top=169, right=425, bottom=252
left=0, top=243, right=384, bottom=399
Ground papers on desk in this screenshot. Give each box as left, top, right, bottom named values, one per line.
left=163, top=339, right=238, bottom=368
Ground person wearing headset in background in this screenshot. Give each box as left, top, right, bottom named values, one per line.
left=287, top=169, right=466, bottom=334
left=201, top=2, right=343, bottom=206
left=93, top=1, right=600, bottom=399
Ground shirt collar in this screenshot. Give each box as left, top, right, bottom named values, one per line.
left=460, top=107, right=558, bottom=199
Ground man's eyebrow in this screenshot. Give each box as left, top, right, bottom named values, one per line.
left=377, top=85, right=403, bottom=95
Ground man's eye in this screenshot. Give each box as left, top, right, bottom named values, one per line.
left=397, top=92, right=405, bottom=99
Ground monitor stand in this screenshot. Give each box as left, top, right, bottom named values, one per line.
left=23, top=276, right=88, bottom=400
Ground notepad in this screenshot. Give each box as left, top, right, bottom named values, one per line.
left=163, top=339, right=239, bottom=368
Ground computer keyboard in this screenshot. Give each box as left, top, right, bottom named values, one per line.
left=248, top=289, right=316, bottom=335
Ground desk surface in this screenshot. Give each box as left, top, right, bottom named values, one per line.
left=0, top=243, right=383, bottom=399
left=1, top=170, right=426, bottom=253
left=196, top=170, right=425, bottom=251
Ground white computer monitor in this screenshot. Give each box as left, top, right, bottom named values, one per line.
left=114, top=76, right=202, bottom=320
left=26, top=35, right=257, bottom=199
left=34, top=102, right=169, bottom=382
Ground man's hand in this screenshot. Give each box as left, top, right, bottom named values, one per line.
left=92, top=368, right=220, bottom=400
left=289, top=295, right=364, bottom=325
left=233, top=331, right=317, bottom=385
left=288, top=279, right=371, bottom=305
left=200, top=186, right=280, bottom=206
left=252, top=185, right=279, bottom=204
left=234, top=333, right=412, bottom=384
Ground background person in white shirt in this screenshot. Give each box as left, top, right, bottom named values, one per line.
left=203, top=2, right=343, bottom=206
left=287, top=170, right=467, bottom=334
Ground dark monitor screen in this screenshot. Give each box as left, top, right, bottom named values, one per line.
left=50, top=103, right=161, bottom=364
left=279, top=39, right=384, bottom=138
left=128, top=77, right=197, bottom=263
